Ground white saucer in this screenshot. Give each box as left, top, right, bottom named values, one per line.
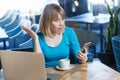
left=56, top=64, right=75, bottom=70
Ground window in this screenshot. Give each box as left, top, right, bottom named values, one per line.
left=0, top=0, right=59, bottom=17
left=88, top=0, right=119, bottom=12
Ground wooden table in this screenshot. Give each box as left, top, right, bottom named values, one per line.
left=65, top=13, right=110, bottom=52
left=46, top=61, right=120, bottom=80
left=0, top=27, right=9, bottom=49
left=0, top=61, right=119, bottom=80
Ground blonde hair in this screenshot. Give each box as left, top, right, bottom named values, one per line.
left=39, top=4, right=65, bottom=37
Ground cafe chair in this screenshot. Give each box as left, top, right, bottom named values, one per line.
left=0, top=20, right=25, bottom=49
left=0, top=10, right=13, bottom=20
left=0, top=50, right=47, bottom=80
left=4, top=14, right=21, bottom=32
left=7, top=25, right=25, bottom=49
left=14, top=34, right=32, bottom=48
left=6, top=24, right=24, bottom=37
left=112, top=35, right=120, bottom=72
left=70, top=28, right=98, bottom=63
left=0, top=11, right=18, bottom=29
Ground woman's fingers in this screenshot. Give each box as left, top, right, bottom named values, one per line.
left=22, top=26, right=32, bottom=34
left=77, top=51, right=88, bottom=61
left=22, top=26, right=38, bottom=39
left=77, top=51, right=85, bottom=59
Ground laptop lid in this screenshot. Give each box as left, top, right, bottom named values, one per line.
left=0, top=50, right=46, bottom=80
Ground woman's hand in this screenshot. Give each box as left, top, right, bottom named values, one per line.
left=22, top=26, right=38, bottom=40
left=77, top=47, right=88, bottom=63
left=22, top=26, right=42, bottom=53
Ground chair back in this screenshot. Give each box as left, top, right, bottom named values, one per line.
left=112, top=35, right=120, bottom=72
left=0, top=10, right=13, bottom=22
left=73, top=28, right=98, bottom=47
left=14, top=34, right=32, bottom=48
left=6, top=24, right=24, bottom=38
left=0, top=50, right=46, bottom=80
left=0, top=10, right=18, bottom=29
left=4, top=14, right=21, bottom=32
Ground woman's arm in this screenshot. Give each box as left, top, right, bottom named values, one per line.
left=22, top=26, right=42, bottom=53
left=68, top=27, right=88, bottom=63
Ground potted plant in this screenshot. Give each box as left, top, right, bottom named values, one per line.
left=98, top=3, right=120, bottom=67
left=102, top=3, right=120, bottom=53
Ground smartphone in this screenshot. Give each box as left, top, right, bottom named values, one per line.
left=81, top=42, right=92, bottom=53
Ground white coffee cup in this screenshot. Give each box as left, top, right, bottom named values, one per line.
left=59, top=59, right=70, bottom=69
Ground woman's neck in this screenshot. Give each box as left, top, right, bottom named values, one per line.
left=45, top=33, right=63, bottom=47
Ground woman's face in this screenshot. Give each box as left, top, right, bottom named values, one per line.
left=51, top=14, right=65, bottom=34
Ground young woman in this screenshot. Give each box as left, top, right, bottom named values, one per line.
left=22, top=3, right=88, bottom=68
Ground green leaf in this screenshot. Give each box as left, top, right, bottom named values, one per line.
left=106, top=3, right=113, bottom=16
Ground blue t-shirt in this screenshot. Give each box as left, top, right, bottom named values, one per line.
left=37, top=27, right=81, bottom=67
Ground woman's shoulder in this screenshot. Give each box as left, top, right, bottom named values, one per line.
left=64, top=26, right=75, bottom=34
left=65, top=26, right=73, bottom=30
left=65, top=26, right=74, bottom=32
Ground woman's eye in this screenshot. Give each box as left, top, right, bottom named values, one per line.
left=55, top=19, right=59, bottom=22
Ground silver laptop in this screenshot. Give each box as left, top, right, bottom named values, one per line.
left=0, top=50, right=46, bottom=80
